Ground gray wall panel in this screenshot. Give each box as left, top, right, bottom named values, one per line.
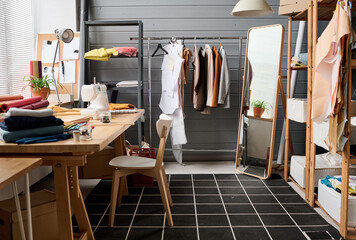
left=88, top=0, right=309, bottom=162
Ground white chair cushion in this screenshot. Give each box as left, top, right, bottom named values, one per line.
left=109, top=156, right=156, bottom=168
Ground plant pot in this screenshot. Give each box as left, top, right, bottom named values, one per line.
left=30, top=87, right=49, bottom=100
left=253, top=107, right=264, bottom=117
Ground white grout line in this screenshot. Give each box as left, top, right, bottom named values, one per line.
left=234, top=174, right=273, bottom=240
left=260, top=179, right=309, bottom=238
left=92, top=203, right=111, bottom=233
left=213, top=174, right=237, bottom=240
left=191, top=174, right=200, bottom=240
left=124, top=186, right=145, bottom=240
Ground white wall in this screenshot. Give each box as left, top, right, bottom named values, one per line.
left=32, top=0, right=77, bottom=34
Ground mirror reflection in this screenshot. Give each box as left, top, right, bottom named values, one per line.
left=236, top=25, right=284, bottom=179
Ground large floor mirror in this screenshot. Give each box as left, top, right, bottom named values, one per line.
left=236, top=24, right=284, bottom=179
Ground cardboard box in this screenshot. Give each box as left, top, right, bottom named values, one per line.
left=0, top=189, right=58, bottom=240
left=79, top=146, right=116, bottom=179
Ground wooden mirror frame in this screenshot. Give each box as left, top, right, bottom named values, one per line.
left=235, top=24, right=285, bottom=179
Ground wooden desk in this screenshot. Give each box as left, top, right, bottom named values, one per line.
left=0, top=110, right=144, bottom=240
left=0, top=158, right=43, bottom=240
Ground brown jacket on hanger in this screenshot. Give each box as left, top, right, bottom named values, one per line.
left=211, top=46, right=222, bottom=108
left=183, top=48, right=193, bottom=84
left=195, top=47, right=207, bottom=111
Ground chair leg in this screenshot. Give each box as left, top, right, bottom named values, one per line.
left=109, top=170, right=121, bottom=227
left=117, top=176, right=126, bottom=207
left=162, top=168, right=173, bottom=207
left=156, top=170, right=173, bottom=227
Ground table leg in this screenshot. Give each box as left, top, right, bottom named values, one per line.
left=25, top=173, right=33, bottom=240
left=12, top=181, right=26, bottom=240
left=68, top=166, right=94, bottom=240
left=53, top=160, right=73, bottom=240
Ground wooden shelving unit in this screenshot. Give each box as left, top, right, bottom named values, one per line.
left=281, top=0, right=356, bottom=238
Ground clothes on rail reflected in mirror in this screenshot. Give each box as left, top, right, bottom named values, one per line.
left=236, top=24, right=284, bottom=179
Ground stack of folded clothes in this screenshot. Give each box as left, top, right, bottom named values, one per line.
left=0, top=108, right=71, bottom=144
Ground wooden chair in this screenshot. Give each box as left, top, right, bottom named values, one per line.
left=108, top=114, right=173, bottom=227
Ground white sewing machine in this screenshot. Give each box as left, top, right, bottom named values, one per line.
left=81, top=79, right=109, bottom=119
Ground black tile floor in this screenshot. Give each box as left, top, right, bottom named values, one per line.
left=75, top=174, right=343, bottom=240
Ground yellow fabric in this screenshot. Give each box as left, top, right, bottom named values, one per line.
left=109, top=103, right=135, bottom=110
left=335, top=185, right=356, bottom=196
left=49, top=106, right=81, bottom=115
left=84, top=48, right=118, bottom=61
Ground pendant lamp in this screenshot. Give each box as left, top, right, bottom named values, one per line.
left=231, top=0, right=273, bottom=17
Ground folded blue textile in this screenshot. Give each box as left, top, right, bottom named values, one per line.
left=320, top=175, right=342, bottom=190
left=0, top=116, right=63, bottom=131
left=13, top=133, right=71, bottom=144
left=0, top=125, right=64, bottom=143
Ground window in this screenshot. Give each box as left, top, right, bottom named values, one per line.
left=0, top=0, right=34, bottom=97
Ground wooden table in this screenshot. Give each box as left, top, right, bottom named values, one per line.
left=0, top=158, right=43, bottom=240
left=0, top=110, right=144, bottom=240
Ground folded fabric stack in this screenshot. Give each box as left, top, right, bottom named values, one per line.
left=0, top=108, right=70, bottom=144
left=114, top=47, right=137, bottom=57
left=321, top=175, right=356, bottom=195
left=0, top=96, right=49, bottom=112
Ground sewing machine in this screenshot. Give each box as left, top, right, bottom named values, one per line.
left=81, top=80, right=109, bottom=119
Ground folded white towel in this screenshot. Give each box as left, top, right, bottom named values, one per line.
left=6, top=108, right=54, bottom=118
left=116, top=81, right=138, bottom=88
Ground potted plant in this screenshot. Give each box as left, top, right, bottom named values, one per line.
left=23, top=75, right=57, bottom=100
left=251, top=100, right=271, bottom=117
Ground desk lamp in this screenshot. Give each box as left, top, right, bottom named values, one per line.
left=231, top=0, right=273, bottom=17
left=51, top=28, right=74, bottom=106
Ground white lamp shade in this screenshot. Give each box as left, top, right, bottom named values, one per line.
left=55, top=28, right=74, bottom=43
left=231, top=0, right=274, bottom=17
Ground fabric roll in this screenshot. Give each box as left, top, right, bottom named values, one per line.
left=1, top=116, right=63, bottom=131
left=30, top=61, right=42, bottom=78
left=0, top=95, right=23, bottom=102
left=14, top=133, right=71, bottom=144
left=6, top=108, right=53, bottom=118
left=0, top=125, right=64, bottom=143
left=1, top=97, right=42, bottom=111
left=19, top=100, right=49, bottom=110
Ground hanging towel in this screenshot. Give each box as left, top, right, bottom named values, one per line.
left=84, top=48, right=119, bottom=61
left=218, top=46, right=231, bottom=108
left=211, top=46, right=222, bottom=108
left=0, top=116, right=63, bottom=131
left=0, top=125, right=64, bottom=143
left=1, top=97, right=42, bottom=111
left=6, top=108, right=54, bottom=118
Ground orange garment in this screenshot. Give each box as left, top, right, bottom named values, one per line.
left=183, top=48, right=192, bottom=84
left=312, top=3, right=350, bottom=123
left=109, top=103, right=135, bottom=110
left=211, top=46, right=222, bottom=108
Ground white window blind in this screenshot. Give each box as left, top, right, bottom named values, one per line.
left=0, top=0, right=34, bottom=97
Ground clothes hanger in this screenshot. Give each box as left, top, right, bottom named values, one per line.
left=219, top=36, right=222, bottom=49
left=151, top=43, right=168, bottom=57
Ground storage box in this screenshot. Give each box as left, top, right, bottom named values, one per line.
left=287, top=98, right=307, bottom=123
left=290, top=154, right=356, bottom=188
left=0, top=189, right=58, bottom=240
left=130, top=148, right=156, bottom=186
left=318, top=178, right=356, bottom=227
left=79, top=146, right=116, bottom=179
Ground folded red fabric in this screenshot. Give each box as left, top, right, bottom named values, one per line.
left=114, top=47, right=137, bottom=57
left=19, top=100, right=49, bottom=110
left=1, top=96, right=42, bottom=111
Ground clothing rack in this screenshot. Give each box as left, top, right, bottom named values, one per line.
left=130, top=36, right=246, bottom=154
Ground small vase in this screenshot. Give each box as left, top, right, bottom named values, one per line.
left=253, top=107, right=264, bottom=117
left=30, top=87, right=49, bottom=100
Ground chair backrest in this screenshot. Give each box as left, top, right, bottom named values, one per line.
left=155, top=114, right=172, bottom=167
